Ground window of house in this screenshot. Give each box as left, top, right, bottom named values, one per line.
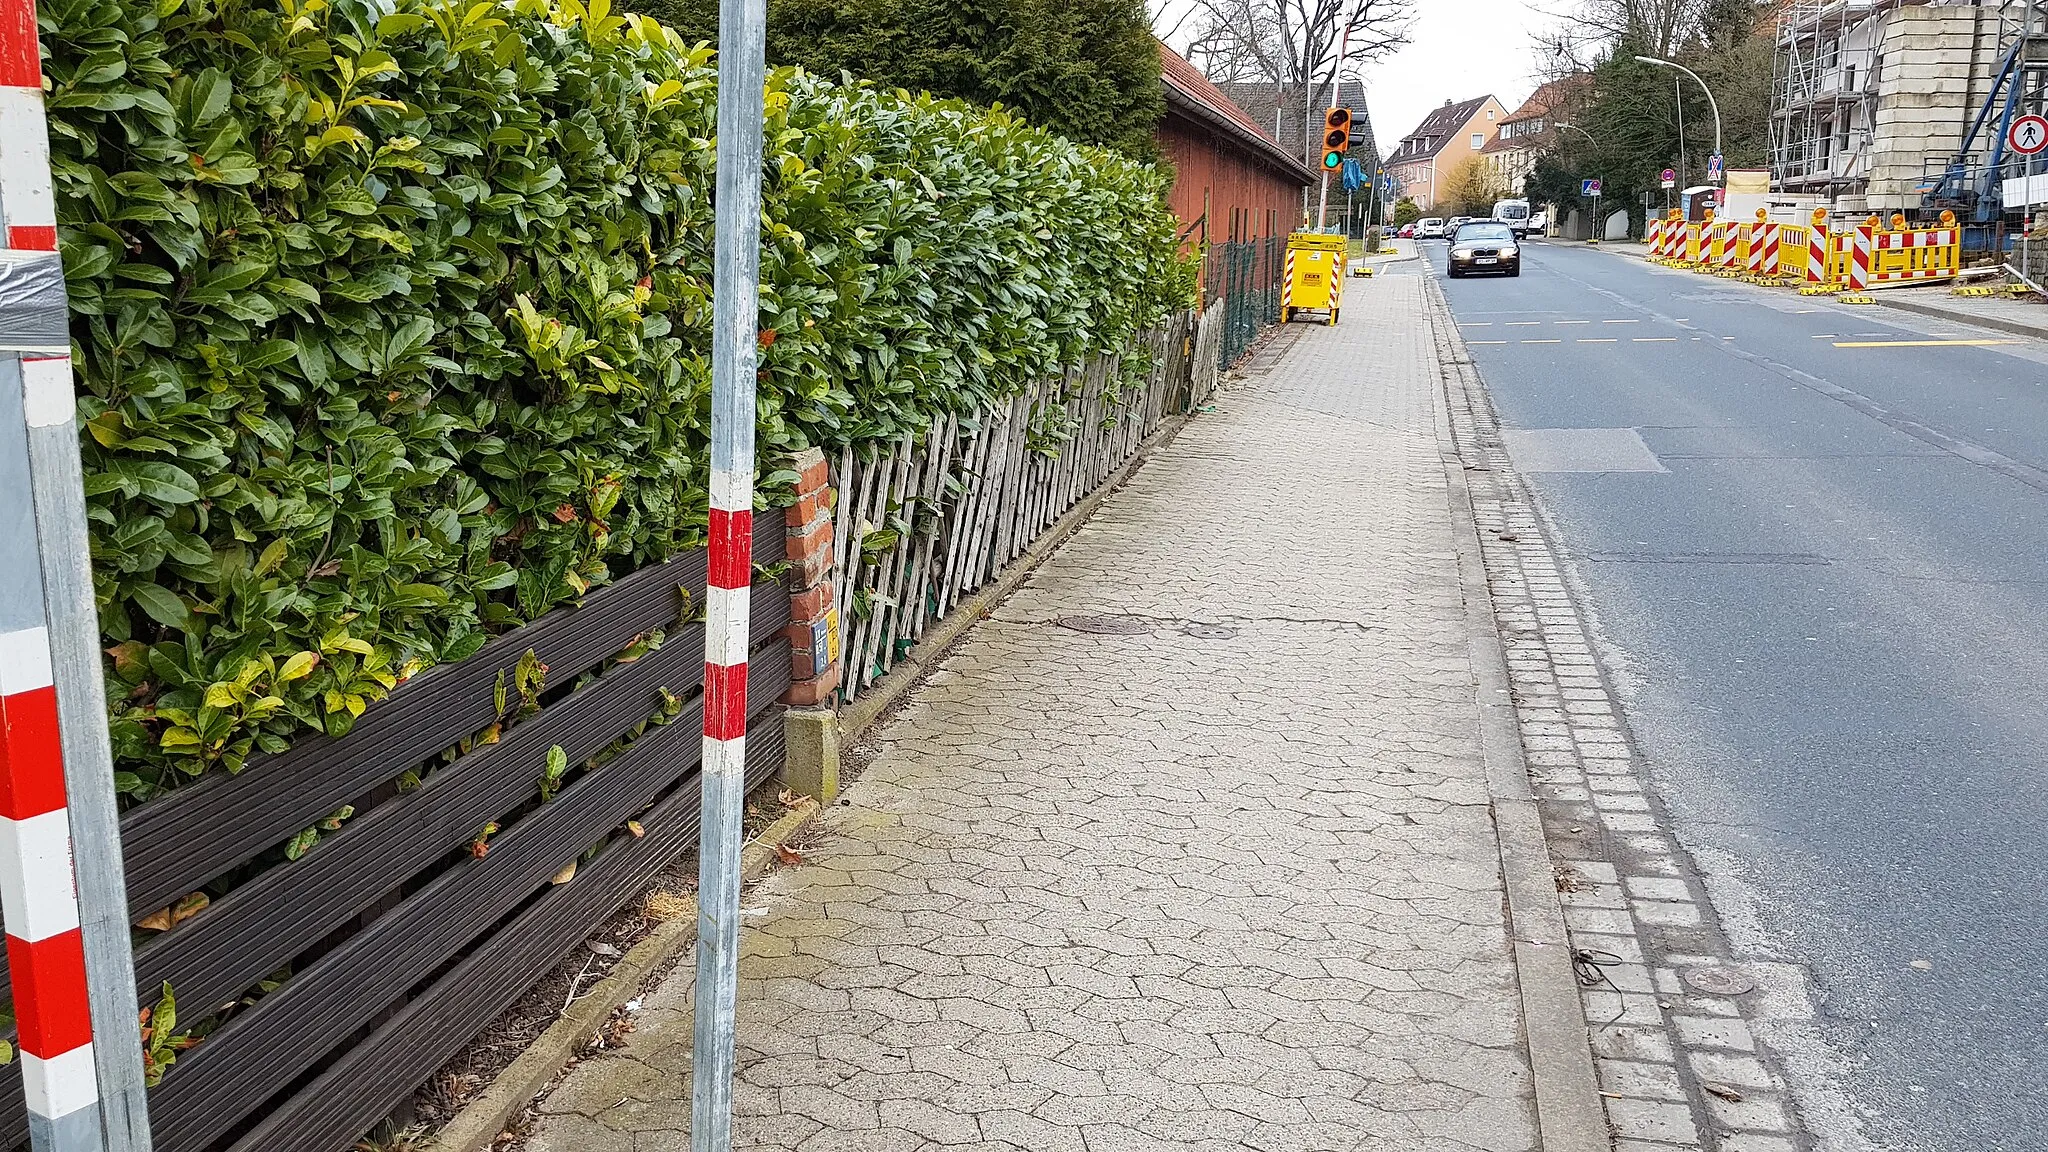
left=1487, top=109, right=1495, bottom=119
left=1471, top=132, right=1484, bottom=149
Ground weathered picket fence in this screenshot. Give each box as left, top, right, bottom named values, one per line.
left=832, top=314, right=1203, bottom=699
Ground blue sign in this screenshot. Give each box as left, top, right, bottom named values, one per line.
left=1581, top=178, right=1603, bottom=196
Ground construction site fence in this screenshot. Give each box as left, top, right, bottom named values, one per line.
left=1643, top=219, right=1961, bottom=290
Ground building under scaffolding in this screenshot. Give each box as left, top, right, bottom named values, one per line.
left=1771, top=0, right=2033, bottom=216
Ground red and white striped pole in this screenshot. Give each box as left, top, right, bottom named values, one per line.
left=688, top=0, right=766, bottom=1145
left=4, top=1, right=154, bottom=1147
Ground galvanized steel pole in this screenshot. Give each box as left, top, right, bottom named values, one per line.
left=1, top=1, right=154, bottom=1147
left=689, top=0, right=765, bottom=1145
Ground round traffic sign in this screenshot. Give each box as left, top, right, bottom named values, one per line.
left=2010, top=114, right=2048, bottom=155
left=1661, top=168, right=1675, bottom=182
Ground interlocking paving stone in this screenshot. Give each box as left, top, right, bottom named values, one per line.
left=520, top=280, right=1541, bottom=1148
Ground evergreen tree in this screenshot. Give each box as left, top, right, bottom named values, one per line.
left=648, top=0, right=1166, bottom=158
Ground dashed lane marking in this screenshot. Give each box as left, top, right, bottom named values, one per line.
left=1521, top=339, right=1562, bottom=344
left=1832, top=339, right=2021, bottom=348
left=1633, top=337, right=1677, bottom=342
left=1469, top=340, right=1508, bottom=344
left=1578, top=338, right=1618, bottom=343
left=1507, top=321, right=1542, bottom=326
left=1601, top=318, right=1639, bottom=324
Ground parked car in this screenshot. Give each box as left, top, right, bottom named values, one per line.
left=1417, top=217, right=1445, bottom=239
left=1444, top=216, right=1469, bottom=237
left=1398, top=223, right=1416, bottom=238
left=1445, top=221, right=1521, bottom=278
left=1528, top=209, right=1549, bottom=234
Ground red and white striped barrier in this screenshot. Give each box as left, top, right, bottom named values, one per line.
left=1718, top=222, right=1743, bottom=272
left=1280, top=248, right=1295, bottom=308
left=1748, top=222, right=1779, bottom=277
left=1872, top=228, right=1959, bottom=282
left=1646, top=219, right=1663, bottom=259
left=1849, top=222, right=1874, bottom=292
left=1806, top=226, right=1829, bottom=286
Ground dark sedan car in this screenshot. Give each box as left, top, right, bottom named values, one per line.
left=1445, top=221, right=1521, bottom=278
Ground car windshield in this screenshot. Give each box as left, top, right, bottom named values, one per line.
left=1498, top=205, right=1529, bottom=219
left=1456, top=224, right=1514, bottom=243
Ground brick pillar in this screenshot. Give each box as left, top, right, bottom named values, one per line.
left=781, top=447, right=840, bottom=707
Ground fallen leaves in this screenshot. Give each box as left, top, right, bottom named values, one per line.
left=775, top=842, right=806, bottom=866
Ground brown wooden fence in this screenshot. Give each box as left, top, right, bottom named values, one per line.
left=0, top=518, right=790, bottom=1152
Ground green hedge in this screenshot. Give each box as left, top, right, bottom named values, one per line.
left=42, top=0, right=1189, bottom=797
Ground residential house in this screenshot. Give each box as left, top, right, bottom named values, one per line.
left=1481, top=76, right=1590, bottom=197
left=1215, top=79, right=1383, bottom=175
left=1384, top=95, right=1509, bottom=210
left=1215, top=79, right=1384, bottom=230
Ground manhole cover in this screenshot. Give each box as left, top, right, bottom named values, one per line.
left=1682, top=966, right=1756, bottom=997
left=1054, top=615, right=1153, bottom=635
left=1183, top=623, right=1237, bottom=640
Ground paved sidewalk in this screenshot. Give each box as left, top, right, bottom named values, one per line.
left=521, top=278, right=1571, bottom=1152
left=1876, top=282, right=2048, bottom=340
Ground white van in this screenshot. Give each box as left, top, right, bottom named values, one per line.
left=1493, top=198, right=1533, bottom=237
left=1417, top=217, right=1446, bottom=239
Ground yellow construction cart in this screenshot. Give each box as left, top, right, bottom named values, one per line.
left=1280, top=232, right=1345, bottom=326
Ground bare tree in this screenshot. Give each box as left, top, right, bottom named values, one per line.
left=1531, top=0, right=1712, bottom=76
left=1165, top=0, right=1413, bottom=166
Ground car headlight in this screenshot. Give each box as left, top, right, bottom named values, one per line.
left=1502, top=246, right=1519, bottom=257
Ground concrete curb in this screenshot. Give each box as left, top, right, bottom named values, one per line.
left=1876, top=295, right=2048, bottom=341
left=1421, top=276, right=1611, bottom=1152
left=836, top=411, right=1195, bottom=744
left=425, top=799, right=822, bottom=1152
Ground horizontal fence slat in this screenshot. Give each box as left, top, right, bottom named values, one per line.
left=119, top=516, right=785, bottom=917
left=144, top=642, right=793, bottom=1152
left=224, top=711, right=790, bottom=1152
left=127, top=584, right=789, bottom=1034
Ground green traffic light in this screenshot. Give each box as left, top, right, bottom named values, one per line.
left=1323, top=152, right=1341, bottom=169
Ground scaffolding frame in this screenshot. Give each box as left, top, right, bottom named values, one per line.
left=1769, top=0, right=1900, bottom=199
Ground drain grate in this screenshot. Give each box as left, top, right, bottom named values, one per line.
left=1054, top=615, right=1154, bottom=635
left=1182, top=623, right=1237, bottom=640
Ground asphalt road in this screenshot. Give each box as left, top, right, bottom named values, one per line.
left=1422, top=238, right=2048, bottom=1152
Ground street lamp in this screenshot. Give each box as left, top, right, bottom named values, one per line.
left=1635, top=55, right=1722, bottom=180
left=1553, top=122, right=1603, bottom=241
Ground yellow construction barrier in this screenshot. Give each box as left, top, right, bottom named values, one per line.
left=1280, top=232, right=1344, bottom=325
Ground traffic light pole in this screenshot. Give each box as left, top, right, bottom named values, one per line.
left=1314, top=6, right=1355, bottom=231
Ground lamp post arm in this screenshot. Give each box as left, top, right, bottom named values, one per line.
left=1635, top=55, right=1722, bottom=169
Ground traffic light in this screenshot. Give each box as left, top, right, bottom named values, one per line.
left=1321, top=106, right=1352, bottom=170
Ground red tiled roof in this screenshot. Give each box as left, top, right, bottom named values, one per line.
left=1157, top=42, right=1315, bottom=182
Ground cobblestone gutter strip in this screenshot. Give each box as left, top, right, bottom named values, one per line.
left=1423, top=274, right=1814, bottom=1152
left=426, top=800, right=822, bottom=1152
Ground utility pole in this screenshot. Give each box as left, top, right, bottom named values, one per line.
left=689, top=0, right=766, bottom=1145
left=0, top=4, right=155, bottom=1150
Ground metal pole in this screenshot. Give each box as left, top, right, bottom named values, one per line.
left=1676, top=77, right=1687, bottom=192
left=1, top=2, right=154, bottom=1147
left=689, top=0, right=765, bottom=1144
left=1639, top=55, right=1721, bottom=178
left=1316, top=3, right=1354, bottom=231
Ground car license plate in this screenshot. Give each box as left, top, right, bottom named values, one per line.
left=1475, top=257, right=1498, bottom=265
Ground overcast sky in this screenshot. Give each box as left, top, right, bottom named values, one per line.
left=1360, top=0, right=1557, bottom=149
